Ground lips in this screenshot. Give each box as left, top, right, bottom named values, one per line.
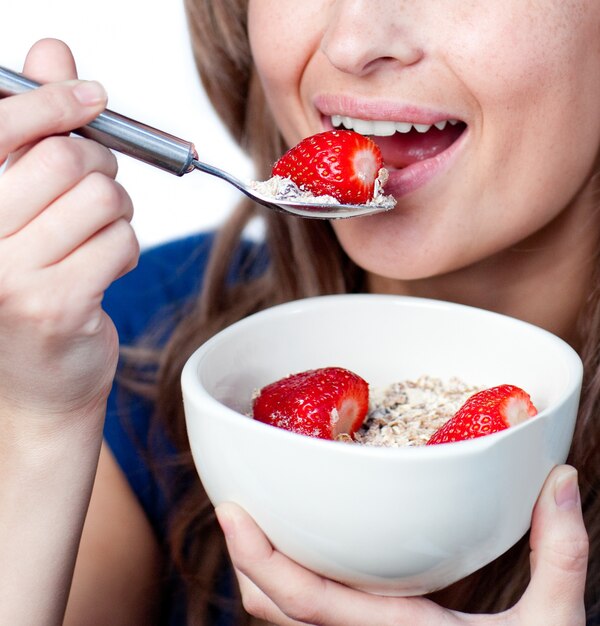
left=328, top=114, right=467, bottom=169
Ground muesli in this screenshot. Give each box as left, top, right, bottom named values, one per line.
left=351, top=376, right=482, bottom=447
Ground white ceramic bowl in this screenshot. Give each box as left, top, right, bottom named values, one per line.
left=181, top=294, right=582, bottom=596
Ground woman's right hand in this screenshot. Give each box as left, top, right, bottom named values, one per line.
left=0, top=39, right=141, bottom=625
left=0, top=39, right=139, bottom=429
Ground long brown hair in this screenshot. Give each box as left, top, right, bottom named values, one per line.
left=127, top=0, right=599, bottom=623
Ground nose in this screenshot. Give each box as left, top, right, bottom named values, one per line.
left=320, top=0, right=424, bottom=76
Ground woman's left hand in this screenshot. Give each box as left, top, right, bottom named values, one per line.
left=216, top=464, right=588, bottom=626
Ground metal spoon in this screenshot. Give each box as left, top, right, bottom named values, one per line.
left=0, top=66, right=394, bottom=220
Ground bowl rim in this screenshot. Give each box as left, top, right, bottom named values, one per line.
left=181, top=293, right=583, bottom=458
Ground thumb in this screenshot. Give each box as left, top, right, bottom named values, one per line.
left=519, top=465, right=588, bottom=625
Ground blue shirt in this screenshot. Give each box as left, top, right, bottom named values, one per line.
left=102, top=232, right=267, bottom=625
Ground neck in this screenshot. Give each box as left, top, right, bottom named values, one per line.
left=367, top=183, right=600, bottom=349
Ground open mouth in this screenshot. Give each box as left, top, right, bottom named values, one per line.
left=329, top=114, right=467, bottom=170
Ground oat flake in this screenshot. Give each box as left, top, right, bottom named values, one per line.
left=352, top=375, right=482, bottom=447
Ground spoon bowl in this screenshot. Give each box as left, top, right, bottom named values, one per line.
left=191, top=159, right=393, bottom=219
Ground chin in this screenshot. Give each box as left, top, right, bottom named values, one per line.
left=339, top=242, right=451, bottom=283
left=333, top=215, right=441, bottom=281
left=335, top=220, right=490, bottom=284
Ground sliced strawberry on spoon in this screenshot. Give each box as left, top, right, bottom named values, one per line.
left=426, top=384, right=538, bottom=445
left=272, top=129, right=384, bottom=204
left=253, top=366, right=369, bottom=440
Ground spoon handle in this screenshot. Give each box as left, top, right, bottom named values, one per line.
left=0, top=65, right=197, bottom=176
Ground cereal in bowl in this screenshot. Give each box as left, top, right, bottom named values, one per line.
left=252, top=369, right=537, bottom=446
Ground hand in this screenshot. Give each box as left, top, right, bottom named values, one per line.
left=216, top=464, right=588, bottom=626
left=0, top=39, right=138, bottom=426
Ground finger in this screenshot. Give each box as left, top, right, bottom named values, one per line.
left=0, top=79, right=107, bottom=164
left=4, top=38, right=81, bottom=167
left=0, top=40, right=106, bottom=166
left=44, top=217, right=140, bottom=301
left=10, top=173, right=133, bottom=268
left=519, top=465, right=588, bottom=625
left=216, top=503, right=450, bottom=626
left=22, top=38, right=78, bottom=83
left=0, top=136, right=118, bottom=238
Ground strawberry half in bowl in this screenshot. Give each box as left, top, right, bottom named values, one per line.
left=181, top=294, right=582, bottom=596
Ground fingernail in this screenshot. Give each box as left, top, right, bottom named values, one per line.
left=72, top=80, right=107, bottom=106
left=554, top=468, right=579, bottom=510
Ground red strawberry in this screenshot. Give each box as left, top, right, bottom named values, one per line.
left=272, top=129, right=384, bottom=204
left=426, top=384, right=538, bottom=445
left=252, top=366, right=369, bottom=440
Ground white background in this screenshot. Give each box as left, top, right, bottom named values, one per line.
left=0, top=0, right=255, bottom=248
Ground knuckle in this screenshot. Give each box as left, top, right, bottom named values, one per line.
left=279, top=590, right=321, bottom=624
left=0, top=242, right=13, bottom=282
left=76, top=137, right=118, bottom=177
left=240, top=587, right=269, bottom=620
left=19, top=287, right=92, bottom=340
left=549, top=534, right=589, bottom=575
left=38, top=85, right=75, bottom=130
left=128, top=229, right=141, bottom=261
left=110, top=219, right=140, bottom=271
left=0, top=271, right=12, bottom=308
left=0, top=253, right=26, bottom=307
left=0, top=277, right=77, bottom=339
left=21, top=290, right=48, bottom=323
left=20, top=289, right=65, bottom=336
left=101, top=144, right=119, bottom=177
left=0, top=105, right=12, bottom=150
left=37, top=136, right=83, bottom=180
left=115, top=217, right=139, bottom=251
left=119, top=184, right=135, bottom=222
left=83, top=176, right=133, bottom=228
left=85, top=172, right=122, bottom=212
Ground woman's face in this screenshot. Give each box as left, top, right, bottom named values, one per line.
left=248, top=0, right=600, bottom=280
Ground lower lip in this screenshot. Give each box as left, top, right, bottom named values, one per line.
left=382, top=129, right=468, bottom=199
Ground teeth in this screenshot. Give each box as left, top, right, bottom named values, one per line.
left=413, top=123, right=431, bottom=133
left=395, top=122, right=413, bottom=134
left=330, top=114, right=459, bottom=136
left=369, top=120, right=397, bottom=136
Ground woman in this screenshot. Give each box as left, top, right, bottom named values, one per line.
left=0, top=0, right=596, bottom=624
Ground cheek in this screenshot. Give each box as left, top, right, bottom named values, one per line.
left=463, top=3, right=600, bottom=228
left=446, top=0, right=600, bottom=147
left=248, top=1, right=326, bottom=140
left=248, top=2, right=301, bottom=89
left=447, top=1, right=598, bottom=85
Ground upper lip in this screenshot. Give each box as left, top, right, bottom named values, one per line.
left=313, top=94, right=465, bottom=127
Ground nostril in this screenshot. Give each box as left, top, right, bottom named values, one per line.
left=321, top=42, right=424, bottom=77
left=320, top=12, right=424, bottom=77
left=363, top=49, right=424, bottom=74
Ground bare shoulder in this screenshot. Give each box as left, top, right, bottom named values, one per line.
left=64, top=441, right=164, bottom=626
